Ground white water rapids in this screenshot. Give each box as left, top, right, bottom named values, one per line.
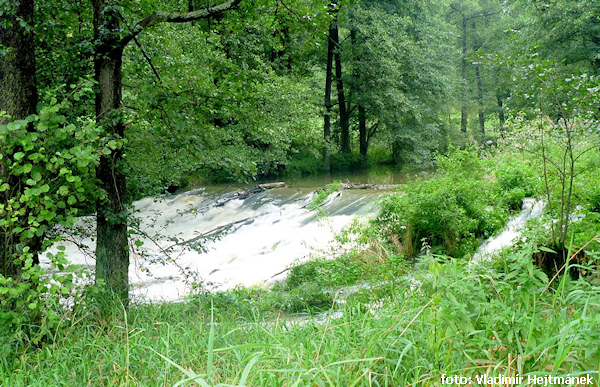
left=472, top=198, right=546, bottom=261
left=42, top=186, right=384, bottom=301
left=41, top=177, right=546, bottom=302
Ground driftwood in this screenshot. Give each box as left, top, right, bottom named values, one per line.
left=340, top=182, right=401, bottom=190
left=215, top=182, right=287, bottom=207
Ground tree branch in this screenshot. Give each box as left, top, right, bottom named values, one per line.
left=120, top=0, right=243, bottom=48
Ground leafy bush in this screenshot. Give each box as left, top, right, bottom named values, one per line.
left=330, top=152, right=367, bottom=171
left=1, top=89, right=110, bottom=350
left=374, top=148, right=508, bottom=257
left=494, top=159, right=539, bottom=211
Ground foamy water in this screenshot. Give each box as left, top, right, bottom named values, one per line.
left=42, top=187, right=384, bottom=301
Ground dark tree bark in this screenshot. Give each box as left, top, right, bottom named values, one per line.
left=92, top=0, right=242, bottom=303
left=0, top=0, right=38, bottom=277
left=358, top=105, right=367, bottom=156
left=392, top=140, right=403, bottom=165
left=496, top=93, right=505, bottom=135
left=93, top=0, right=129, bottom=301
left=350, top=21, right=367, bottom=157
left=331, top=18, right=350, bottom=154
left=0, top=0, right=37, bottom=124
left=323, top=21, right=335, bottom=171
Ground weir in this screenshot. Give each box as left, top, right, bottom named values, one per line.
left=43, top=185, right=388, bottom=301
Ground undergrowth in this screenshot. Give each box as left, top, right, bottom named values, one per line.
left=3, top=144, right=600, bottom=386
left=2, top=239, right=600, bottom=386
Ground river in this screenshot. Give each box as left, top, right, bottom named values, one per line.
left=43, top=167, right=413, bottom=301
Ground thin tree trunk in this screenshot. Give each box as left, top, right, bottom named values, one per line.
left=460, top=15, right=468, bottom=133
left=392, top=140, right=402, bottom=165
left=323, top=21, right=335, bottom=171
left=496, top=93, right=505, bottom=135
left=474, top=63, right=484, bottom=134
left=359, top=106, right=367, bottom=156
left=93, top=0, right=130, bottom=302
left=472, top=20, right=484, bottom=134
left=350, top=21, right=367, bottom=157
left=331, top=18, right=350, bottom=153
left=0, top=0, right=38, bottom=277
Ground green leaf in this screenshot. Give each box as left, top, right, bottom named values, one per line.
left=539, top=246, right=557, bottom=254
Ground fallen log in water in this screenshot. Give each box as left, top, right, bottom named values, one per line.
left=215, top=182, right=287, bottom=207
left=340, top=182, right=401, bottom=190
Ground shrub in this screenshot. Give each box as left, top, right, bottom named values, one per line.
left=494, top=159, right=539, bottom=211
left=374, top=148, right=508, bottom=257
left=330, top=152, right=367, bottom=171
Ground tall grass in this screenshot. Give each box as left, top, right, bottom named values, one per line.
left=2, top=241, right=599, bottom=386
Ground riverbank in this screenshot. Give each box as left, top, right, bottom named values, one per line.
left=4, top=145, right=600, bottom=385
left=3, top=242, right=599, bottom=386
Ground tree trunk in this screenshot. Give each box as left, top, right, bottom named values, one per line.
left=0, top=1, right=37, bottom=124
left=472, top=21, right=484, bottom=135
left=93, top=0, right=130, bottom=302
left=323, top=21, right=335, bottom=172
left=331, top=18, right=350, bottom=153
left=0, top=0, right=38, bottom=277
left=392, top=140, right=402, bottom=165
left=474, top=61, right=484, bottom=134
left=359, top=105, right=367, bottom=156
left=350, top=21, right=367, bottom=157
left=89, top=0, right=242, bottom=304
left=460, top=15, right=468, bottom=133
left=496, top=93, right=505, bottom=135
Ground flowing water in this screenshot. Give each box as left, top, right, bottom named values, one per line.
left=472, top=198, right=546, bottom=261
left=41, top=164, right=546, bottom=302
left=42, top=167, right=411, bottom=301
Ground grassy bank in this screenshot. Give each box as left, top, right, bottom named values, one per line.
left=4, top=143, right=600, bottom=386
left=2, top=241, right=600, bottom=386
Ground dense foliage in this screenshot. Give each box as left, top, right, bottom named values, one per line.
left=375, top=148, right=516, bottom=257
left=2, top=0, right=600, bottom=383
left=0, top=88, right=109, bottom=348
